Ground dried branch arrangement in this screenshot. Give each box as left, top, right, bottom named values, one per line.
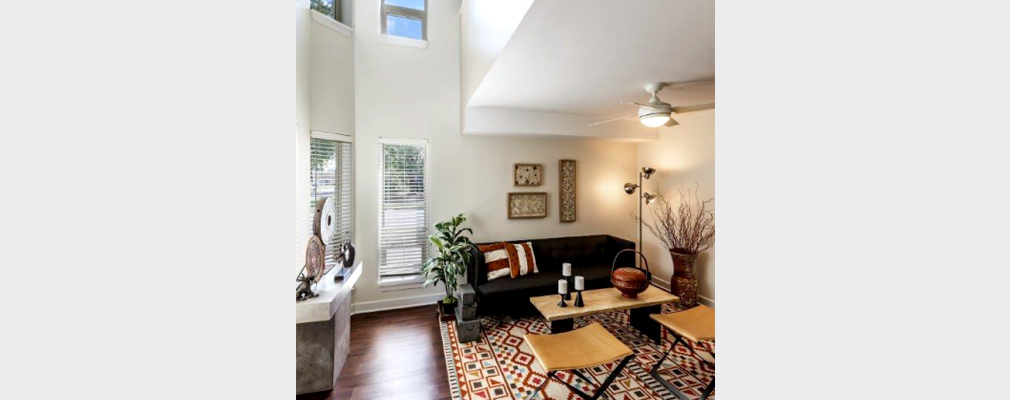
left=635, top=184, right=715, bottom=254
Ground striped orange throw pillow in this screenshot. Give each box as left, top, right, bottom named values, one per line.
left=479, top=242, right=512, bottom=281
left=505, top=242, right=539, bottom=278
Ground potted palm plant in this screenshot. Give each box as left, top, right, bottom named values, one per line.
left=636, top=185, right=714, bottom=308
left=421, top=213, right=476, bottom=317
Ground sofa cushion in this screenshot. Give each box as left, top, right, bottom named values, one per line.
left=478, top=242, right=512, bottom=281
left=524, top=235, right=611, bottom=271
left=574, top=264, right=614, bottom=286
left=477, top=271, right=565, bottom=298
left=505, top=241, right=539, bottom=278
left=476, top=265, right=616, bottom=300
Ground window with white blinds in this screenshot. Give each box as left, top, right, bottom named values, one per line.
left=378, top=139, right=428, bottom=286
left=310, top=137, right=353, bottom=266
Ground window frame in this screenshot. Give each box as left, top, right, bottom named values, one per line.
left=309, top=131, right=354, bottom=268
left=377, top=137, right=430, bottom=289
left=311, top=0, right=342, bottom=23
left=381, top=0, right=427, bottom=41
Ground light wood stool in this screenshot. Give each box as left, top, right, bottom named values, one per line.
left=524, top=322, right=635, bottom=400
left=650, top=305, right=715, bottom=400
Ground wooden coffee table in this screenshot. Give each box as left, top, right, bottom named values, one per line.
left=530, top=286, right=678, bottom=342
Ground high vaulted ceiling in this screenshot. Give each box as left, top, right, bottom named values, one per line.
left=466, top=0, right=714, bottom=122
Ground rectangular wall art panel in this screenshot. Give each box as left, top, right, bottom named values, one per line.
left=559, top=160, right=576, bottom=222
left=513, top=163, right=542, bottom=186
left=507, top=192, right=548, bottom=219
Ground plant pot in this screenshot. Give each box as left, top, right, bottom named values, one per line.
left=437, top=299, right=456, bottom=321
left=670, top=251, right=699, bottom=308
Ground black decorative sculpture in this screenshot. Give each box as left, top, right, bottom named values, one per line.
left=341, top=240, right=355, bottom=268
left=295, top=273, right=318, bottom=301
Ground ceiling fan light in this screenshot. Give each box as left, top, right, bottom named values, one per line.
left=640, top=114, right=670, bottom=128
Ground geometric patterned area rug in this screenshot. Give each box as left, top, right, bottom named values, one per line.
left=439, top=303, right=714, bottom=400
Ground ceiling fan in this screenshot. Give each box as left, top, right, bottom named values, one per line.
left=589, top=81, right=715, bottom=128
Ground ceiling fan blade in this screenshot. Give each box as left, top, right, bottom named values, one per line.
left=632, top=102, right=668, bottom=110
left=671, top=103, right=715, bottom=113
left=663, top=118, right=680, bottom=127
left=588, top=114, right=635, bottom=127
left=664, top=79, right=715, bottom=88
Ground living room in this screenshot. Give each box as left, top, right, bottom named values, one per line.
left=294, top=0, right=715, bottom=397
left=6, top=0, right=1006, bottom=399
left=294, top=0, right=716, bottom=398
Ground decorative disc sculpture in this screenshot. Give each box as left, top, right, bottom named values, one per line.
left=313, top=197, right=337, bottom=244
left=296, top=235, right=326, bottom=301
left=304, top=236, right=325, bottom=279
left=315, top=197, right=340, bottom=276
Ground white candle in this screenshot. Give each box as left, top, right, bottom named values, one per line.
left=562, top=263, right=572, bottom=277
left=574, top=276, right=584, bottom=291
left=558, top=279, right=568, bottom=294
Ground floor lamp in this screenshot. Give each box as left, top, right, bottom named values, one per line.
left=624, top=167, right=657, bottom=259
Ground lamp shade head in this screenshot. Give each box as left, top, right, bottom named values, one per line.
left=643, top=192, right=658, bottom=204
left=624, top=183, right=638, bottom=194
left=642, top=167, right=656, bottom=179
left=640, top=114, right=671, bottom=128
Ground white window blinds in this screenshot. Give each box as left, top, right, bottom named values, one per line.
left=310, top=137, right=353, bottom=266
left=378, top=139, right=428, bottom=286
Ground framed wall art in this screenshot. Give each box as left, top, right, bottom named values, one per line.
left=513, top=163, right=542, bottom=186
left=559, top=159, right=576, bottom=222
left=507, top=192, right=547, bottom=219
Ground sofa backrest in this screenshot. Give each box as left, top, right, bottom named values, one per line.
left=466, top=234, right=635, bottom=288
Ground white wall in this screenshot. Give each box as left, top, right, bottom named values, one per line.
left=295, top=0, right=312, bottom=271
left=351, top=0, right=639, bottom=311
left=637, top=110, right=715, bottom=306
left=310, top=17, right=354, bottom=135
left=296, top=3, right=357, bottom=275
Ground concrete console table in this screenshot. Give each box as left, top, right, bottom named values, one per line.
left=296, top=261, right=361, bottom=395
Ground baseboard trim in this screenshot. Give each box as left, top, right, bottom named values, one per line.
left=652, top=276, right=672, bottom=291
left=351, top=292, right=442, bottom=315
left=651, top=277, right=715, bottom=309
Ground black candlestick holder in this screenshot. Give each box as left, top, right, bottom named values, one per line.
left=563, top=275, right=572, bottom=300
left=557, top=293, right=568, bottom=307
left=574, top=290, right=584, bottom=307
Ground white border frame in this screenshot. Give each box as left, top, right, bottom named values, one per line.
left=379, top=34, right=428, bottom=49
left=377, top=137, right=430, bottom=290
left=310, top=10, right=354, bottom=37
left=380, top=0, right=427, bottom=40
left=310, top=130, right=353, bottom=142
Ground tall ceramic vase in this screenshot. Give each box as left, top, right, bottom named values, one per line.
left=669, top=251, right=699, bottom=308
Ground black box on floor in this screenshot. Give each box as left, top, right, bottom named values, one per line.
left=455, top=312, right=481, bottom=343
left=456, top=302, right=477, bottom=321
left=457, top=283, right=477, bottom=305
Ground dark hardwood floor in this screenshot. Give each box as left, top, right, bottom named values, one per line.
left=299, top=305, right=452, bottom=400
